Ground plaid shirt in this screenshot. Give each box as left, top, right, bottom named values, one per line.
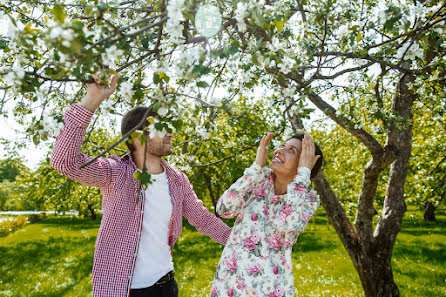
left=50, top=105, right=232, bottom=297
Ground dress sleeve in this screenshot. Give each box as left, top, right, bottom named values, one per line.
left=216, top=162, right=271, bottom=219
left=272, top=167, right=320, bottom=233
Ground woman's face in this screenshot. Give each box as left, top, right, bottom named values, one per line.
left=269, top=138, right=302, bottom=177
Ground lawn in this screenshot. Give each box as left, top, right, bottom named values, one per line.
left=0, top=207, right=444, bottom=297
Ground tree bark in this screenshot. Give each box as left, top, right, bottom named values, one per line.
left=88, top=204, right=97, bottom=221
left=203, top=172, right=219, bottom=217
left=423, top=201, right=436, bottom=221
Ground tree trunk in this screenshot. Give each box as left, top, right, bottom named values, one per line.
left=88, top=204, right=97, bottom=220
left=423, top=201, right=436, bottom=221
left=203, top=172, right=220, bottom=217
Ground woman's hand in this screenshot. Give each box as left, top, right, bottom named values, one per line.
left=80, top=75, right=119, bottom=112
left=255, top=132, right=274, bottom=167
left=298, top=134, right=320, bottom=170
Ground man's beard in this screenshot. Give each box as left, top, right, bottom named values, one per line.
left=145, top=144, right=172, bottom=157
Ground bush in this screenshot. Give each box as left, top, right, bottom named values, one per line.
left=0, top=213, right=46, bottom=237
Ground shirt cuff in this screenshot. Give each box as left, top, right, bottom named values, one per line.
left=294, top=167, right=311, bottom=186
left=64, top=104, right=94, bottom=128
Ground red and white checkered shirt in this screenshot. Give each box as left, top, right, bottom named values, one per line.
left=50, top=104, right=232, bottom=297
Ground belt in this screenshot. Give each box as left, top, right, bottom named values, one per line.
left=155, top=271, right=175, bottom=285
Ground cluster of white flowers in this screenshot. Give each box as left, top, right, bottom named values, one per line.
left=283, top=85, right=297, bottom=100
left=49, top=26, right=75, bottom=48
left=4, top=62, right=25, bottom=86
left=396, top=42, right=423, bottom=61
left=195, top=126, right=209, bottom=140
left=277, top=56, right=294, bottom=74
left=234, top=2, right=248, bottom=31
left=147, top=119, right=175, bottom=139
left=185, top=47, right=202, bottom=65
left=102, top=45, right=123, bottom=69
left=116, top=81, right=135, bottom=102
left=40, top=113, right=64, bottom=138
left=166, top=0, right=185, bottom=44
left=336, top=25, right=350, bottom=40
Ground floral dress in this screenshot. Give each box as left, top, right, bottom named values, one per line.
left=210, top=163, right=320, bottom=297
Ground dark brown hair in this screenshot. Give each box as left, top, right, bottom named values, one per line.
left=289, top=133, right=324, bottom=179
left=121, top=106, right=158, bottom=153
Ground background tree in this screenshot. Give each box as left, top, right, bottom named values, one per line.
left=1, top=1, right=445, bottom=296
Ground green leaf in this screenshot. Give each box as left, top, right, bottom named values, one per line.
left=153, top=73, right=160, bottom=84
left=356, top=33, right=362, bottom=43
left=133, top=170, right=142, bottom=180
left=196, top=81, right=209, bottom=88
left=275, top=19, right=284, bottom=32
left=141, top=171, right=152, bottom=185
left=52, top=5, right=67, bottom=23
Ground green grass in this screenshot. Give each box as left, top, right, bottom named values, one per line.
left=0, top=208, right=445, bottom=297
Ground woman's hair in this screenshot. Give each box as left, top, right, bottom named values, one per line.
left=121, top=106, right=158, bottom=153
left=289, top=133, right=324, bottom=179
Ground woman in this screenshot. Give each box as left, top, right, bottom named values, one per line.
left=210, top=133, right=323, bottom=297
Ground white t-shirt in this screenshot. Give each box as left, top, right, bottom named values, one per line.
left=131, top=170, right=174, bottom=289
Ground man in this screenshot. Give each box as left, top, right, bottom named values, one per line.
left=50, top=76, right=232, bottom=297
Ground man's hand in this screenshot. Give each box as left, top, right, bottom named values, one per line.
left=255, top=132, right=274, bottom=167
left=80, top=75, right=119, bottom=112
left=298, top=134, right=320, bottom=170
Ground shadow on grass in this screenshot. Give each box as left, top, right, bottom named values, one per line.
left=293, top=231, right=339, bottom=253
left=393, top=241, right=446, bottom=265
left=39, top=216, right=101, bottom=230
left=0, top=234, right=95, bottom=286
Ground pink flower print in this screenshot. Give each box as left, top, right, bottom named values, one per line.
left=225, top=256, right=237, bottom=272
left=266, top=234, right=282, bottom=251
left=302, top=211, right=311, bottom=223
left=270, top=195, right=282, bottom=203
left=221, top=211, right=233, bottom=219
left=281, top=204, right=293, bottom=215
left=273, top=265, right=279, bottom=274
left=236, top=276, right=246, bottom=290
left=262, top=205, right=269, bottom=216
left=229, top=234, right=238, bottom=245
left=294, top=184, right=307, bottom=192
left=244, top=238, right=257, bottom=250
left=235, top=212, right=244, bottom=223
left=251, top=212, right=258, bottom=221
left=211, top=286, right=218, bottom=296
left=227, top=287, right=234, bottom=297
left=250, top=230, right=260, bottom=243
left=246, top=287, right=259, bottom=297
left=254, top=186, right=266, bottom=199
left=247, top=263, right=262, bottom=275
left=274, top=285, right=285, bottom=297
left=307, top=192, right=317, bottom=201
left=277, top=213, right=287, bottom=226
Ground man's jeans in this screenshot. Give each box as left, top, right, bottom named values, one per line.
left=130, top=278, right=178, bottom=297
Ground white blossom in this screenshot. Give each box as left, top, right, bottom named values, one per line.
left=117, top=81, right=135, bottom=102
left=4, top=62, right=25, bottom=86
left=102, top=45, right=123, bottom=69
left=185, top=47, right=202, bottom=65
left=196, top=126, right=209, bottom=140
left=234, top=2, right=248, bottom=32
left=166, top=0, right=185, bottom=44
left=41, top=113, right=64, bottom=137
left=157, top=107, right=168, bottom=117
left=336, top=25, right=350, bottom=40
left=396, top=43, right=423, bottom=60
left=278, top=56, right=294, bottom=74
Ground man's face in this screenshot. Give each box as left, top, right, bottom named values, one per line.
left=269, top=138, right=302, bottom=176
left=145, top=132, right=173, bottom=157
left=133, top=130, right=174, bottom=157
